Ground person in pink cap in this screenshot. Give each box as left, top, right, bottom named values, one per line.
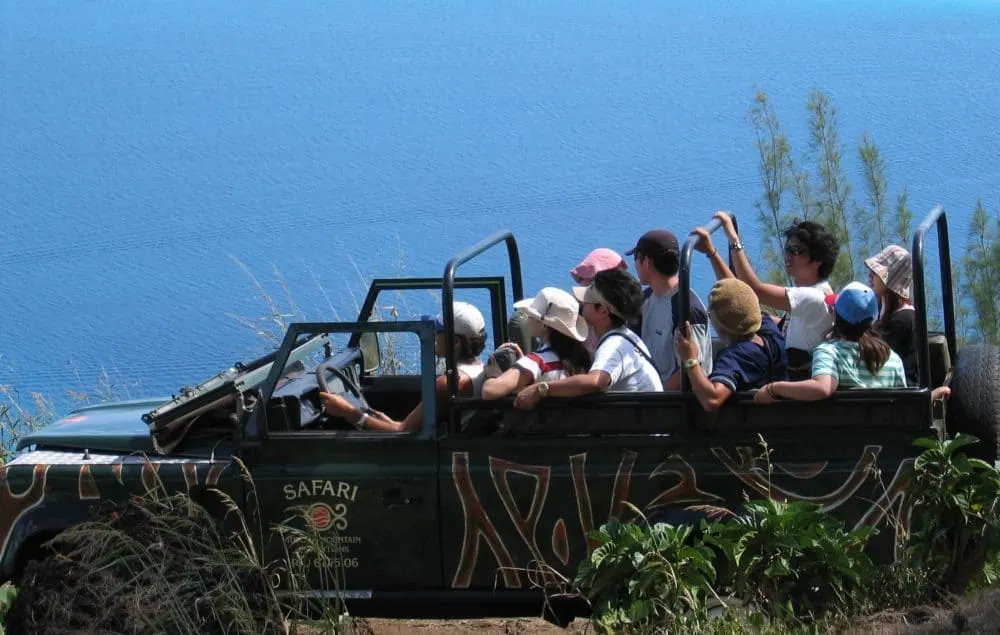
left=570, top=248, right=628, bottom=353
left=570, top=248, right=627, bottom=285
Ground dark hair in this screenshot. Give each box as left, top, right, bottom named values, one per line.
left=455, top=331, right=487, bottom=361
left=592, top=268, right=644, bottom=328
left=877, top=289, right=905, bottom=320
left=785, top=220, right=840, bottom=280
left=545, top=327, right=592, bottom=376
left=637, top=247, right=679, bottom=277
left=833, top=316, right=891, bottom=376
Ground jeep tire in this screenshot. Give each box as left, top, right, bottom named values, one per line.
left=947, top=343, right=1000, bottom=462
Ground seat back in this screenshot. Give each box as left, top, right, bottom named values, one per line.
left=928, top=331, right=951, bottom=388
left=506, top=310, right=536, bottom=354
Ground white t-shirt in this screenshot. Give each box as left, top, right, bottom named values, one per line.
left=591, top=327, right=664, bottom=392
left=515, top=345, right=568, bottom=382
left=784, top=281, right=835, bottom=352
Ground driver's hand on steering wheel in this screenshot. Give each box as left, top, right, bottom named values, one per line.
left=319, top=392, right=356, bottom=418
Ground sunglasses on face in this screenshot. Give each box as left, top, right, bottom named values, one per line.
left=784, top=244, right=808, bottom=257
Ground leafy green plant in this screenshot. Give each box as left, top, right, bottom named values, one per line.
left=573, top=508, right=719, bottom=633
left=904, top=433, right=1000, bottom=595
left=704, top=499, right=876, bottom=624
left=0, top=582, right=17, bottom=635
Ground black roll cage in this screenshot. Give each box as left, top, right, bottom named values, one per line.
left=911, top=204, right=957, bottom=387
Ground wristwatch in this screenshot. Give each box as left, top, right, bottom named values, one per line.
left=684, top=358, right=700, bottom=370
left=538, top=382, right=550, bottom=397
left=729, top=240, right=744, bottom=252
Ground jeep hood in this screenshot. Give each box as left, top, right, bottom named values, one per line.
left=16, top=398, right=166, bottom=455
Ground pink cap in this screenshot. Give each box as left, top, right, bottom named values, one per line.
left=570, top=248, right=627, bottom=284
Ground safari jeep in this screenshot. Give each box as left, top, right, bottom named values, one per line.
left=1, top=206, right=998, bottom=623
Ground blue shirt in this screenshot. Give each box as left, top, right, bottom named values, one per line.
left=708, top=316, right=788, bottom=393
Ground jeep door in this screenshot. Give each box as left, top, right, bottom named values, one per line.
left=246, top=322, right=443, bottom=593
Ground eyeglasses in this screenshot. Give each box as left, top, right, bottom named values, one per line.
left=784, top=244, right=808, bottom=257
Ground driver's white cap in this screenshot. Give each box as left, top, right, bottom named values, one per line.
left=422, top=301, right=487, bottom=338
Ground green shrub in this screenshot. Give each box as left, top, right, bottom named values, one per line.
left=704, top=499, right=875, bottom=624
left=905, top=434, right=1000, bottom=596
left=573, top=510, right=719, bottom=633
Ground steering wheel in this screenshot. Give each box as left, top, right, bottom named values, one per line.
left=315, top=360, right=371, bottom=415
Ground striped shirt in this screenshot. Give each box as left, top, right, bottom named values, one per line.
left=515, top=345, right=567, bottom=383
left=811, top=340, right=907, bottom=389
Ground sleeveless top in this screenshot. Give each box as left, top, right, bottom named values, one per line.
left=456, top=360, right=485, bottom=399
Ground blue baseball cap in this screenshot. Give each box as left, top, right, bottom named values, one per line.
left=826, top=281, right=879, bottom=325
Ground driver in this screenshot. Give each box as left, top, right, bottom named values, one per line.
left=318, top=301, right=488, bottom=432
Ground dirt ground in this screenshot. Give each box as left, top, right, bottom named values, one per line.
left=302, top=617, right=585, bottom=634
left=362, top=618, right=582, bottom=634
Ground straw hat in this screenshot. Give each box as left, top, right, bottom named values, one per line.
left=513, top=287, right=589, bottom=342
left=708, top=278, right=762, bottom=337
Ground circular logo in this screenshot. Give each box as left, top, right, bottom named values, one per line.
left=307, top=502, right=334, bottom=532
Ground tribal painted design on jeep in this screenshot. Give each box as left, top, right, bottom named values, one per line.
left=0, top=464, right=50, bottom=559
left=450, top=445, right=911, bottom=589
left=0, top=455, right=230, bottom=566
left=711, top=445, right=882, bottom=511
left=451, top=449, right=722, bottom=589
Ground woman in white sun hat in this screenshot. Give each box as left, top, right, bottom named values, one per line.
left=482, top=287, right=591, bottom=400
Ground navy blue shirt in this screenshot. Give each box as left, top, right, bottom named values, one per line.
left=708, top=315, right=788, bottom=393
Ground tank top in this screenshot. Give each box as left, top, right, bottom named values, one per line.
left=456, top=361, right=485, bottom=398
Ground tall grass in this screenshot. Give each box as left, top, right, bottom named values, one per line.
left=4, top=458, right=358, bottom=634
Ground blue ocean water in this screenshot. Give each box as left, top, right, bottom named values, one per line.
left=1, top=0, right=998, bottom=413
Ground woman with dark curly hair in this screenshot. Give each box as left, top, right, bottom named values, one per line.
left=712, top=210, right=840, bottom=379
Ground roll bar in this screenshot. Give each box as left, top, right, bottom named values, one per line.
left=911, top=205, right=957, bottom=388
left=678, top=214, right=738, bottom=392
left=442, top=231, right=525, bottom=397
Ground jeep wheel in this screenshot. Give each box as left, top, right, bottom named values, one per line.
left=947, top=343, right=1000, bottom=461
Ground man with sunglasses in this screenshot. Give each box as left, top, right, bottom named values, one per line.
left=705, top=211, right=840, bottom=380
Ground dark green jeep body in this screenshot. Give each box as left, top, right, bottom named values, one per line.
left=0, top=207, right=984, bottom=619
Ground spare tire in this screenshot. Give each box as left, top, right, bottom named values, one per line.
left=947, top=343, right=1000, bottom=462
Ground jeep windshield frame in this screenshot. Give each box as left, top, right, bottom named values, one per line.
left=348, top=276, right=511, bottom=354
left=249, top=320, right=439, bottom=441
left=911, top=204, right=957, bottom=388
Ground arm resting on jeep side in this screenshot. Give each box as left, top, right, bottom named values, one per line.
left=545, top=370, right=611, bottom=396
left=767, top=374, right=837, bottom=401
left=683, top=364, right=733, bottom=411
left=482, top=367, right=531, bottom=400
left=513, top=370, right=611, bottom=410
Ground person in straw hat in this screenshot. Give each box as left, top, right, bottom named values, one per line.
left=675, top=277, right=788, bottom=411
left=482, top=287, right=591, bottom=400
left=864, top=244, right=917, bottom=385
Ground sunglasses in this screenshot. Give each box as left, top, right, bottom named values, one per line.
left=784, top=244, right=808, bottom=257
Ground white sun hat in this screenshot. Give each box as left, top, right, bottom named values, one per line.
left=513, top=287, right=589, bottom=343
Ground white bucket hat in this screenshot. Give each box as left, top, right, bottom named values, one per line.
left=513, top=287, right=589, bottom=343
